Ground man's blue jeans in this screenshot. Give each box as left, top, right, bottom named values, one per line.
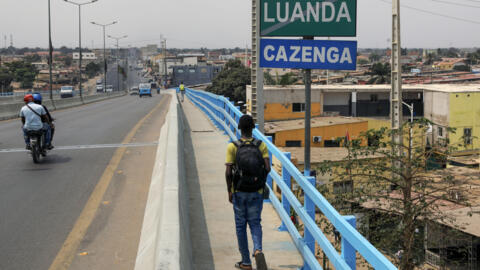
left=23, top=124, right=51, bottom=146
left=233, top=191, right=264, bottom=266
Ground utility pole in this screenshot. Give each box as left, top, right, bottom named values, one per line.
left=91, top=21, right=117, bottom=92
left=48, top=0, right=54, bottom=102
left=252, top=0, right=264, bottom=132
left=391, top=0, right=403, bottom=177
left=108, top=35, right=127, bottom=92
left=161, top=35, right=167, bottom=87
left=304, top=36, right=313, bottom=177
left=63, top=0, right=98, bottom=101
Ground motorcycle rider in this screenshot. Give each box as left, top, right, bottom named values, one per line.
left=19, top=94, right=52, bottom=150
left=33, top=93, right=55, bottom=149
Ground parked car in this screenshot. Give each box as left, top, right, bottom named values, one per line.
left=96, top=79, right=103, bottom=85
left=105, top=85, right=114, bottom=92
left=139, top=83, right=152, bottom=97
left=96, top=85, right=104, bottom=92
left=130, top=87, right=139, bottom=95
left=60, top=86, right=74, bottom=98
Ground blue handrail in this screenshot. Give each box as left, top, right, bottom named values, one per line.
left=185, top=88, right=397, bottom=270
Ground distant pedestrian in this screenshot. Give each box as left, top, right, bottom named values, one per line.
left=179, top=82, right=185, bottom=102
left=225, top=115, right=270, bottom=270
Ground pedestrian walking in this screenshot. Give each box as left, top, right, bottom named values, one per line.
left=225, top=115, right=270, bottom=270
left=179, top=82, right=185, bottom=102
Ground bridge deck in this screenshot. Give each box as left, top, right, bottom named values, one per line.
left=182, top=96, right=303, bottom=270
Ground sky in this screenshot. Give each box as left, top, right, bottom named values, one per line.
left=1, top=0, right=479, bottom=50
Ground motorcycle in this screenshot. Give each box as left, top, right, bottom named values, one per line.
left=27, top=130, right=48, bottom=163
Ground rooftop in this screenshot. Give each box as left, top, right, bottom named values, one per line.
left=264, top=117, right=366, bottom=133
left=262, top=84, right=480, bottom=93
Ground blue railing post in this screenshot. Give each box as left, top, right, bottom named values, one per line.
left=302, top=176, right=316, bottom=270
left=264, top=136, right=273, bottom=203
left=278, top=152, right=292, bottom=231
left=342, top=216, right=357, bottom=270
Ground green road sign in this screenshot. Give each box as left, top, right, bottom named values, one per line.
left=260, top=0, right=357, bottom=37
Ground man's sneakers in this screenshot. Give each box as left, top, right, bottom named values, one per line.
left=254, top=251, right=268, bottom=270
left=46, top=144, right=54, bottom=150
left=25, top=145, right=32, bottom=150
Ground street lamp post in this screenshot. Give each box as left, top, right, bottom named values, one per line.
left=107, top=35, right=127, bottom=92
left=48, top=0, right=54, bottom=102
left=63, top=0, right=98, bottom=101
left=91, top=21, right=117, bottom=92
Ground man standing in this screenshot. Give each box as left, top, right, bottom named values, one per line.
left=179, top=81, right=185, bottom=102
left=225, top=115, right=270, bottom=270
left=20, top=94, right=50, bottom=149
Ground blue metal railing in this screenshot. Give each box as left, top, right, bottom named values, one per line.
left=185, top=88, right=397, bottom=270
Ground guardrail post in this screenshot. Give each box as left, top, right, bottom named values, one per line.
left=342, top=215, right=357, bottom=270
left=278, top=152, right=291, bottom=231
left=264, top=136, right=273, bottom=203
left=302, top=176, right=316, bottom=270
left=223, top=98, right=229, bottom=135
left=235, top=106, right=241, bottom=138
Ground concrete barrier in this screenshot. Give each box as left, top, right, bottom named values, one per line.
left=0, top=92, right=126, bottom=121
left=134, top=90, right=192, bottom=270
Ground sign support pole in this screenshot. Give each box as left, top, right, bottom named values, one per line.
left=391, top=0, right=403, bottom=181
left=252, top=0, right=264, bottom=133
left=304, top=36, right=313, bottom=177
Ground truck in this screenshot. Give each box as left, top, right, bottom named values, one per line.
left=60, top=86, right=75, bottom=98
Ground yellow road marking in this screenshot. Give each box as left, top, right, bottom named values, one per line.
left=48, top=97, right=169, bottom=270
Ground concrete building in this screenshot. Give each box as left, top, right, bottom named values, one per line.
left=140, top=44, right=158, bottom=59
left=72, top=52, right=97, bottom=66
left=247, top=84, right=480, bottom=153
left=171, top=65, right=222, bottom=86
left=264, top=117, right=368, bottom=147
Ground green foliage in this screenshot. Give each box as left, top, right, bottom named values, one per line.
left=453, top=64, right=471, bottom=72
left=5, top=61, right=38, bottom=88
left=0, top=66, right=14, bottom=91
left=369, top=53, right=381, bottom=63
left=317, top=119, right=472, bottom=270
left=85, top=62, right=101, bottom=78
left=206, top=59, right=250, bottom=102
left=263, top=71, right=298, bottom=86
left=358, top=58, right=369, bottom=65
left=24, top=54, right=41, bottom=63
left=367, top=62, right=391, bottom=84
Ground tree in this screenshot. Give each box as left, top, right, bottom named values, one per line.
left=0, top=66, right=13, bottom=91
left=5, top=61, right=38, bottom=88
left=206, top=59, right=250, bottom=102
left=318, top=120, right=471, bottom=270
left=369, top=53, right=381, bottom=63
left=85, top=62, right=101, bottom=78
left=367, top=62, right=391, bottom=84
left=24, top=54, right=41, bottom=63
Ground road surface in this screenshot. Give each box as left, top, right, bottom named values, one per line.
left=0, top=94, right=170, bottom=270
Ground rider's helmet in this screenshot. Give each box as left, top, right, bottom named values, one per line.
left=33, top=93, right=42, bottom=104
left=24, top=94, right=34, bottom=103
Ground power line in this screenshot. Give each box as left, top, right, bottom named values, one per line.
left=378, top=0, right=480, bottom=25
left=429, top=0, right=480, bottom=9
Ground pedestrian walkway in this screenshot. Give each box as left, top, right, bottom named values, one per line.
left=182, top=96, right=303, bottom=270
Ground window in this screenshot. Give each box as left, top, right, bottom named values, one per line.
left=464, top=128, right=473, bottom=145
left=285, top=140, right=301, bottom=147
left=370, top=94, right=378, bottom=102
left=189, top=68, right=196, bottom=73
left=324, top=140, right=340, bottom=147
left=333, top=181, right=353, bottom=194
left=200, top=68, right=207, bottom=73
left=177, top=69, right=184, bottom=73
left=438, top=127, right=443, bottom=137
left=292, top=103, right=306, bottom=112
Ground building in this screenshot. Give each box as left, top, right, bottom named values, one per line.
left=72, top=52, right=97, bottom=66
left=264, top=116, right=367, bottom=148
left=170, top=65, right=222, bottom=86
left=140, top=44, right=158, bottom=59
left=247, top=84, right=480, bottom=153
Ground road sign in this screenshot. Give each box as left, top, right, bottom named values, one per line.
left=260, top=0, right=357, bottom=37
left=260, top=38, right=357, bottom=70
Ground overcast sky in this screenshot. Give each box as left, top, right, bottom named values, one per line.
left=1, top=0, right=479, bottom=49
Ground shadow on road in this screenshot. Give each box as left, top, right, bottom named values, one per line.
left=182, top=104, right=216, bottom=269
left=41, top=154, right=72, bottom=165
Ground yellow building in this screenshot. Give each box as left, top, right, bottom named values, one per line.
left=264, top=117, right=368, bottom=147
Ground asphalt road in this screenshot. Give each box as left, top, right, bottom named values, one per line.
left=0, top=93, right=168, bottom=270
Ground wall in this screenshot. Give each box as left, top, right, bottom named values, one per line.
left=273, top=121, right=368, bottom=147
left=264, top=103, right=322, bottom=121
left=448, top=92, right=480, bottom=151
left=323, top=92, right=351, bottom=116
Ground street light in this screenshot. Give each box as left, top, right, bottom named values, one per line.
left=91, top=21, right=117, bottom=92
left=48, top=0, right=54, bottom=102
left=63, top=0, right=98, bottom=101
left=107, top=35, right=127, bottom=92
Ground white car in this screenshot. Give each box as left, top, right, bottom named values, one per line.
left=105, top=85, right=114, bottom=92
left=96, top=85, right=104, bottom=92
left=60, top=86, right=74, bottom=98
